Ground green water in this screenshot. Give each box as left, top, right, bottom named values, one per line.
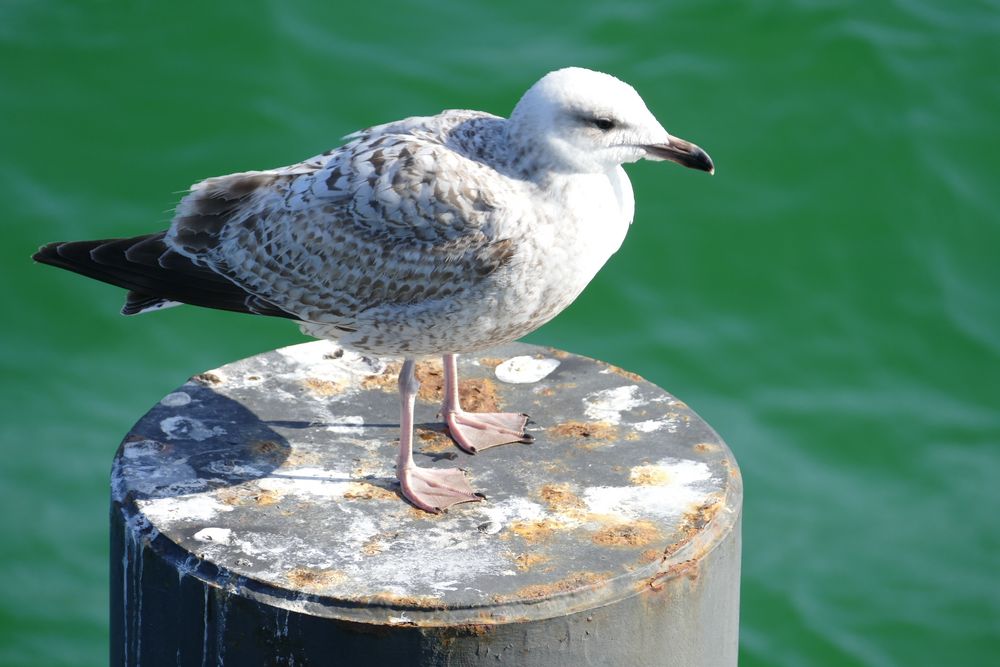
left=2, top=1, right=997, bottom=665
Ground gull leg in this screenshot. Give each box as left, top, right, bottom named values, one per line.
left=442, top=353, right=533, bottom=454
left=396, top=358, right=483, bottom=512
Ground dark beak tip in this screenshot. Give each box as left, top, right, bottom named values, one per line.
left=690, top=146, right=715, bottom=175
left=704, top=154, right=716, bottom=176
left=645, top=141, right=715, bottom=174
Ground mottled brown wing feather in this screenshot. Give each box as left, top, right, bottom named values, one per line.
left=166, top=116, right=518, bottom=323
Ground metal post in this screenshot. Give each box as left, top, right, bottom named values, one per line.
left=111, top=341, right=742, bottom=666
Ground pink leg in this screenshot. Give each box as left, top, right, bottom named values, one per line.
left=442, top=353, right=533, bottom=454
left=396, top=359, right=483, bottom=513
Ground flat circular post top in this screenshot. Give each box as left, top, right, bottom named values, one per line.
left=114, top=341, right=741, bottom=625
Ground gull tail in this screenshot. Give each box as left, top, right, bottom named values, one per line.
left=32, top=233, right=297, bottom=319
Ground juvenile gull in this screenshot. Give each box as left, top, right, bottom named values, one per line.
left=33, top=67, right=713, bottom=513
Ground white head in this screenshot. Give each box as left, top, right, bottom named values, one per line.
left=508, top=67, right=713, bottom=175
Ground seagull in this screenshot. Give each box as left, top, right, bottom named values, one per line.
left=33, top=67, right=713, bottom=513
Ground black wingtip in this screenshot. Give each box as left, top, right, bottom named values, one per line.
left=32, top=241, right=63, bottom=264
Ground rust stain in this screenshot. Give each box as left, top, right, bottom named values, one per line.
left=592, top=520, right=662, bottom=547
left=362, top=541, right=383, bottom=556
left=550, top=348, right=571, bottom=359
left=250, top=439, right=285, bottom=465
left=351, top=453, right=387, bottom=478
left=506, top=571, right=606, bottom=601
left=343, top=482, right=397, bottom=501
left=302, top=377, right=345, bottom=396
left=215, top=488, right=243, bottom=506
left=549, top=420, right=617, bottom=440
left=251, top=439, right=282, bottom=456
left=477, top=356, right=504, bottom=369
left=406, top=504, right=453, bottom=521
left=414, top=361, right=445, bottom=401
left=649, top=558, right=700, bottom=590
left=361, top=360, right=500, bottom=409
left=191, top=371, right=222, bottom=385
left=437, top=623, right=494, bottom=639
left=683, top=498, right=723, bottom=533
left=629, top=464, right=671, bottom=486
left=254, top=489, right=282, bottom=506
left=639, top=548, right=662, bottom=564
left=284, top=448, right=323, bottom=468
left=369, top=592, right=447, bottom=609
left=663, top=497, right=723, bottom=558
left=416, top=427, right=455, bottom=453
left=361, top=531, right=398, bottom=556
left=538, top=483, right=642, bottom=526
left=694, top=442, right=718, bottom=453
left=602, top=362, right=646, bottom=383
left=216, top=485, right=282, bottom=507
left=457, top=378, right=502, bottom=412
left=285, top=567, right=347, bottom=591
left=512, top=552, right=549, bottom=571
left=538, top=483, right=586, bottom=512
left=361, top=358, right=443, bottom=399
left=507, top=518, right=569, bottom=543
left=361, top=361, right=402, bottom=393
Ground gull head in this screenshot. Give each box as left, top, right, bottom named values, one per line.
left=509, top=67, right=714, bottom=176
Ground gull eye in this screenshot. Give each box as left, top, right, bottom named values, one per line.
left=592, top=117, right=616, bottom=131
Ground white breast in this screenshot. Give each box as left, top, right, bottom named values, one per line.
left=561, top=167, right=634, bottom=284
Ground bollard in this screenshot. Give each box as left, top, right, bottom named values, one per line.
left=110, top=341, right=742, bottom=666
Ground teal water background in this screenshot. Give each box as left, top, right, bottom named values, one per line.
left=2, top=1, right=998, bottom=664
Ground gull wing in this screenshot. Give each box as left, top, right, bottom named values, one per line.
left=167, top=112, right=518, bottom=324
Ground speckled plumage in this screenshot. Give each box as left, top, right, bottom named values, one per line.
left=167, top=111, right=624, bottom=356
left=34, top=67, right=714, bottom=512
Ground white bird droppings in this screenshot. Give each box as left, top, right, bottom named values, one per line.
left=583, top=385, right=644, bottom=424
left=494, top=356, right=561, bottom=383
left=139, top=494, right=234, bottom=524
left=194, top=527, right=233, bottom=545
left=159, top=416, right=226, bottom=441
left=583, top=457, right=715, bottom=521
left=257, top=467, right=354, bottom=499
left=160, top=391, right=192, bottom=407
left=479, top=497, right=546, bottom=528
left=323, top=415, right=365, bottom=434
left=632, top=417, right=680, bottom=433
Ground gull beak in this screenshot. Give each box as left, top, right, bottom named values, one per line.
left=643, top=136, right=715, bottom=175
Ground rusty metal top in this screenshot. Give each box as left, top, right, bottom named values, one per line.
left=113, top=341, right=742, bottom=626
